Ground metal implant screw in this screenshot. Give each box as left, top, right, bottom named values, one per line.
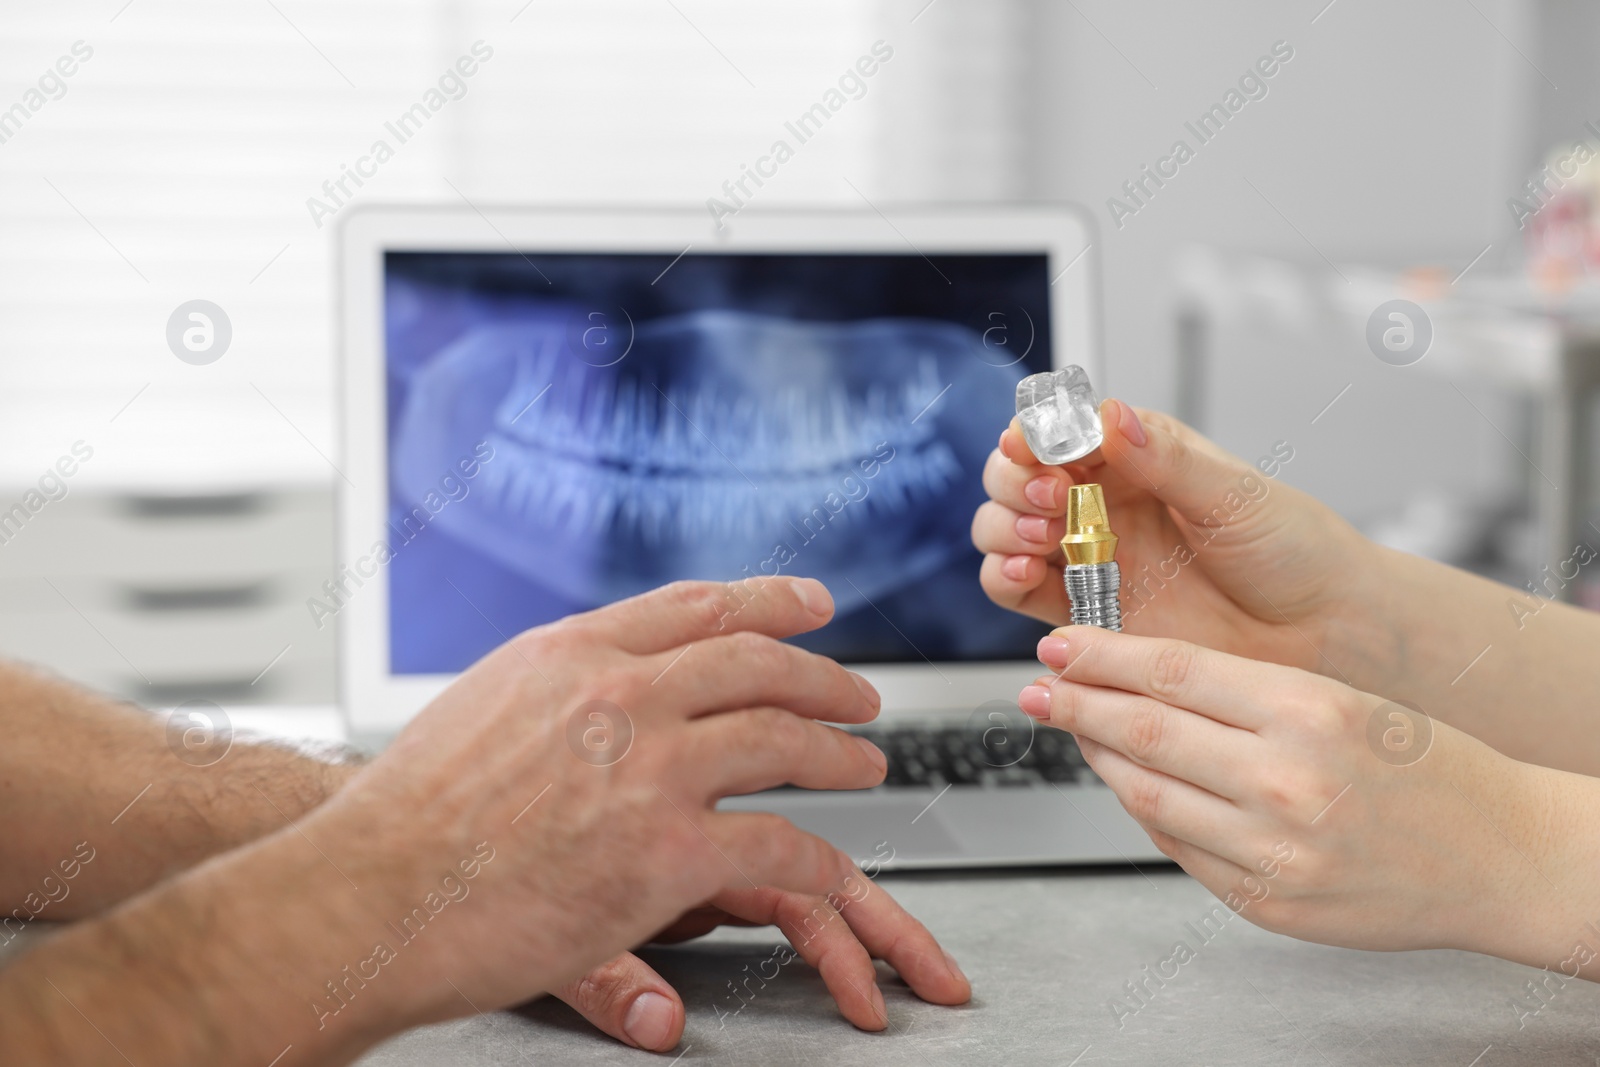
left=1060, top=484, right=1121, bottom=632
left=1064, top=561, right=1122, bottom=631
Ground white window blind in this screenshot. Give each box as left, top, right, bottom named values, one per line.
left=0, top=0, right=1027, bottom=490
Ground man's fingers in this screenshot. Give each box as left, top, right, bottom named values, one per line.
left=649, top=904, right=756, bottom=944
left=580, top=577, right=835, bottom=656
left=690, top=710, right=886, bottom=797
left=647, top=634, right=879, bottom=724
left=551, top=952, right=684, bottom=1052
left=1041, top=627, right=1299, bottom=729
left=709, top=885, right=889, bottom=1031
left=706, top=813, right=848, bottom=898
left=828, top=867, right=971, bottom=1007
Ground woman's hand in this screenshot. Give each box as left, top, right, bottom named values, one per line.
left=973, top=400, right=1378, bottom=676
left=1019, top=625, right=1596, bottom=972
left=549, top=873, right=970, bottom=1050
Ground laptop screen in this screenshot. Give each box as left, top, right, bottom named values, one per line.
left=383, top=250, right=1054, bottom=675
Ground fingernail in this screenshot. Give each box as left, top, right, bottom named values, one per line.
left=1037, top=635, right=1070, bottom=665
left=855, top=734, right=887, bottom=772
left=870, top=982, right=888, bottom=1025
left=1001, top=555, right=1031, bottom=582
left=1115, top=399, right=1148, bottom=447
left=1015, top=515, right=1050, bottom=544
left=623, top=991, right=676, bottom=1050
left=794, top=578, right=833, bottom=616
left=1018, top=684, right=1051, bottom=719
left=942, top=949, right=969, bottom=985
left=1024, top=476, right=1058, bottom=510
left=851, top=672, right=881, bottom=709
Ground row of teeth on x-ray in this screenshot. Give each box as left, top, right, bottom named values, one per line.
left=473, top=352, right=963, bottom=543
left=493, top=339, right=948, bottom=476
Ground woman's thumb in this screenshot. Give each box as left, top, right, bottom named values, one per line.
left=1099, top=400, right=1267, bottom=531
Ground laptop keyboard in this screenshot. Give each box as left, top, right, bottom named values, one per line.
left=853, top=722, right=1098, bottom=789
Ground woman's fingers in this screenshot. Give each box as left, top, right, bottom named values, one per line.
left=972, top=501, right=1065, bottom=556
left=999, top=420, right=1040, bottom=465
left=982, top=443, right=1076, bottom=517
left=1141, top=826, right=1260, bottom=901
left=1144, top=825, right=1300, bottom=925
left=689, top=710, right=886, bottom=797
left=1023, top=675, right=1264, bottom=802
left=1098, top=402, right=1269, bottom=533
left=978, top=552, right=1070, bottom=623
left=552, top=952, right=685, bottom=1052
left=1039, top=626, right=1309, bottom=730
left=971, top=500, right=1067, bottom=620
left=1073, top=735, right=1259, bottom=870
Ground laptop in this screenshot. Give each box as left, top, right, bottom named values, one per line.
left=336, top=204, right=1166, bottom=869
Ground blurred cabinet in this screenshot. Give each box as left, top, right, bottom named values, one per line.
left=0, top=487, right=335, bottom=706
left=1172, top=248, right=1564, bottom=596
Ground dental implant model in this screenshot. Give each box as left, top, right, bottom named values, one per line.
left=1014, top=366, right=1122, bottom=631
left=1059, top=484, right=1121, bottom=631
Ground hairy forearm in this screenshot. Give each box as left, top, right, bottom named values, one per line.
left=0, top=661, right=362, bottom=918
left=0, top=821, right=414, bottom=1066
left=1341, top=548, right=1600, bottom=776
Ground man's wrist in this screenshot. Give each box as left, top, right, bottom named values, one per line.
left=189, top=738, right=365, bottom=850
left=178, top=818, right=419, bottom=1058
left=0, top=816, right=411, bottom=1065
left=207, top=782, right=533, bottom=1042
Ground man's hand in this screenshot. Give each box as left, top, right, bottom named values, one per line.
left=0, top=577, right=965, bottom=1065
left=550, top=868, right=971, bottom=1050
left=316, top=576, right=890, bottom=1030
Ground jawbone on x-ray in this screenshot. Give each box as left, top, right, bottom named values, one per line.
left=390, top=308, right=1021, bottom=613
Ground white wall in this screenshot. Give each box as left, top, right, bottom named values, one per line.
left=1027, top=0, right=1535, bottom=403
left=1, top=0, right=1570, bottom=556
left=1015, top=0, right=1551, bottom=556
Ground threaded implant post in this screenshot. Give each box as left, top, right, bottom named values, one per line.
left=1060, top=483, right=1122, bottom=631
left=1064, top=561, right=1122, bottom=631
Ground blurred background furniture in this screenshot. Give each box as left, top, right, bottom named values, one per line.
left=4, top=0, right=1599, bottom=707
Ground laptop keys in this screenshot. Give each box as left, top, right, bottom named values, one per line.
left=854, top=724, right=1096, bottom=790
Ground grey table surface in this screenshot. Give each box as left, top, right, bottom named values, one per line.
left=5, top=866, right=1596, bottom=1065
left=336, top=867, right=1597, bottom=1067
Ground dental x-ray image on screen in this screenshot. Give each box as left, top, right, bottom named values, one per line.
left=384, top=250, right=1054, bottom=674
